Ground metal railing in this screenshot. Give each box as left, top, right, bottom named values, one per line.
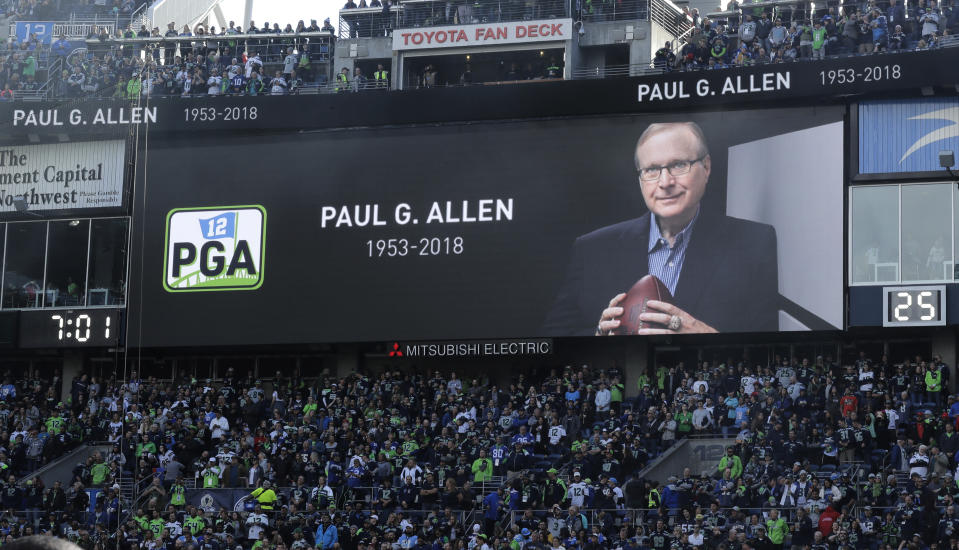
left=570, top=34, right=959, bottom=79
left=83, top=31, right=334, bottom=63
left=147, top=0, right=218, bottom=34
left=580, top=0, right=649, bottom=21
left=338, top=7, right=404, bottom=39
left=508, top=505, right=813, bottom=528
left=6, top=20, right=118, bottom=40
left=649, top=0, right=693, bottom=37
left=397, top=0, right=571, bottom=28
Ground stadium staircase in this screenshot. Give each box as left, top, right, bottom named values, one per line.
left=20, top=443, right=113, bottom=487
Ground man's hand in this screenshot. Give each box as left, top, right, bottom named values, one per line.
left=595, top=293, right=626, bottom=335
left=637, top=300, right=718, bottom=335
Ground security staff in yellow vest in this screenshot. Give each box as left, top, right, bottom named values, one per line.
left=373, top=64, right=389, bottom=89
left=647, top=481, right=661, bottom=509
left=544, top=57, right=562, bottom=79
left=335, top=67, right=350, bottom=92
left=251, top=480, right=278, bottom=510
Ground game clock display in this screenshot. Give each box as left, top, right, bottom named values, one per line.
left=18, top=309, right=122, bottom=348
left=882, top=286, right=946, bottom=327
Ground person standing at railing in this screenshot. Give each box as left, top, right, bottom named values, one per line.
left=162, top=23, right=178, bottom=64
left=373, top=64, right=388, bottom=88
left=335, top=67, right=350, bottom=92
left=653, top=42, right=675, bottom=71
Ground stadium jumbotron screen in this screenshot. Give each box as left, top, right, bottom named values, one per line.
left=128, top=106, right=844, bottom=347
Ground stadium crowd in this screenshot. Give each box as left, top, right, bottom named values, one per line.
left=0, top=18, right=338, bottom=101
left=0, top=351, right=956, bottom=548
left=657, top=0, right=959, bottom=70
left=2, top=0, right=148, bottom=20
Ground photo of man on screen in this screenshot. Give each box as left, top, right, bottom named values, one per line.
left=542, top=121, right=779, bottom=336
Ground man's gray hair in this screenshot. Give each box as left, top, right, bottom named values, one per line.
left=634, top=122, right=710, bottom=168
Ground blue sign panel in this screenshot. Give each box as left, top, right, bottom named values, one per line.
left=15, top=22, right=55, bottom=45
left=859, top=98, right=959, bottom=174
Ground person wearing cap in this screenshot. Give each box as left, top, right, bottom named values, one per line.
left=567, top=472, right=587, bottom=508
left=201, top=458, right=221, bottom=488
left=510, top=527, right=530, bottom=550
left=397, top=524, right=418, bottom=549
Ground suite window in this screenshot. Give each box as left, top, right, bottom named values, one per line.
left=850, top=185, right=900, bottom=284
left=2, top=222, right=48, bottom=308
left=850, top=182, right=958, bottom=285
left=44, top=220, right=90, bottom=307
left=901, top=184, right=952, bottom=282
left=87, top=218, right=128, bottom=306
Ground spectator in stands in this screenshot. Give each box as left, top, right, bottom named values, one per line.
left=812, top=20, right=828, bottom=58
left=653, top=41, right=675, bottom=71
left=269, top=70, right=287, bottom=95
left=767, top=18, right=788, bottom=51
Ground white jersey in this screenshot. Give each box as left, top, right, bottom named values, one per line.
left=776, top=367, right=795, bottom=387
left=567, top=482, right=587, bottom=507
left=246, top=512, right=269, bottom=539
left=548, top=425, right=566, bottom=445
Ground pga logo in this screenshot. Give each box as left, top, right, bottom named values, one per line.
left=163, top=205, right=266, bottom=292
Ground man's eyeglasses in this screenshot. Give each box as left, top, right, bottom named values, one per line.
left=638, top=156, right=707, bottom=182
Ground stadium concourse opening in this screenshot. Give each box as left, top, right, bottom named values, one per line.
left=401, top=48, right=566, bottom=88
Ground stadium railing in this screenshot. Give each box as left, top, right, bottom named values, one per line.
left=338, top=7, right=404, bottom=39
left=6, top=20, right=119, bottom=40
left=77, top=31, right=335, bottom=74
left=581, top=0, right=649, bottom=22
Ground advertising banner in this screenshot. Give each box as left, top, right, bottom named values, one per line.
left=393, top=19, right=572, bottom=50
left=0, top=140, right=126, bottom=217
left=858, top=98, right=959, bottom=177
left=128, top=107, right=845, bottom=347
left=15, top=22, right=54, bottom=45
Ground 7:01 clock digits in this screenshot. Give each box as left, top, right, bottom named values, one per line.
left=366, top=237, right=464, bottom=258
left=50, top=313, right=111, bottom=342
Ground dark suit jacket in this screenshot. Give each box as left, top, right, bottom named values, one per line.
left=542, top=210, right=779, bottom=335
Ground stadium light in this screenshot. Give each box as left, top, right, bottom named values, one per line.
left=942, top=150, right=959, bottom=187
left=12, top=197, right=41, bottom=218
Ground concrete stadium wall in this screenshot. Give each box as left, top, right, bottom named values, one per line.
left=638, top=437, right=733, bottom=483
left=22, top=444, right=113, bottom=488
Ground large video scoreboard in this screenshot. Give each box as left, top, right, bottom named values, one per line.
left=0, top=46, right=957, bottom=349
